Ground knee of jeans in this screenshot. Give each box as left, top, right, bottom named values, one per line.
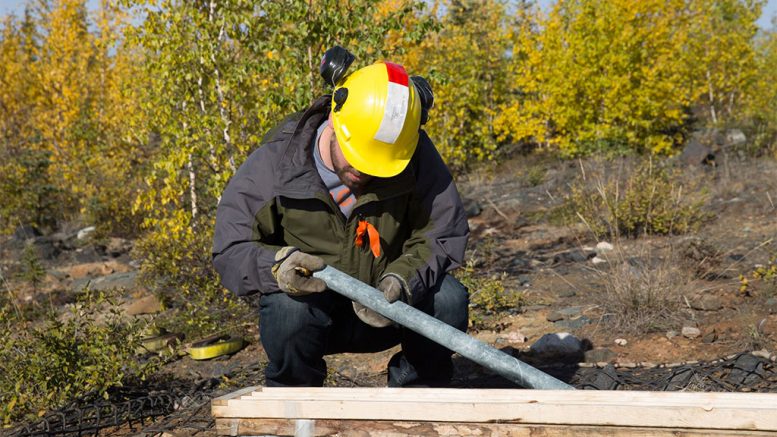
left=259, top=293, right=330, bottom=350
left=433, top=275, right=469, bottom=330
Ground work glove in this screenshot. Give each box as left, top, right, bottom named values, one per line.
left=271, top=246, right=327, bottom=296
left=353, top=274, right=406, bottom=328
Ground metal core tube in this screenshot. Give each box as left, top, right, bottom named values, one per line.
left=313, top=266, right=574, bottom=390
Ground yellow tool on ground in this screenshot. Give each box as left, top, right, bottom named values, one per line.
left=138, top=331, right=184, bottom=354
left=189, top=333, right=245, bottom=360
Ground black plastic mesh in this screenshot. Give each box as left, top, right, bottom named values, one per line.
left=6, top=353, right=775, bottom=436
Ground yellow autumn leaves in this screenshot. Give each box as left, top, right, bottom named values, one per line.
left=0, top=0, right=776, bottom=235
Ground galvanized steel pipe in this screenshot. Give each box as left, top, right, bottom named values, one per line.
left=313, top=266, right=574, bottom=390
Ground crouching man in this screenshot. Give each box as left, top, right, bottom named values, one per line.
left=212, top=47, right=469, bottom=387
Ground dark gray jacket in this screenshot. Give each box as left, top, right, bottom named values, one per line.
left=212, top=96, right=468, bottom=304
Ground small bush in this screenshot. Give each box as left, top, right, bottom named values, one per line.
left=739, top=255, right=777, bottom=297
left=0, top=289, right=156, bottom=426
left=0, top=148, right=70, bottom=234
left=567, top=159, right=708, bottom=238
left=595, top=249, right=690, bottom=334
left=133, top=217, right=252, bottom=339
left=525, top=164, right=547, bottom=187
left=17, top=244, right=46, bottom=292
left=456, top=260, right=524, bottom=316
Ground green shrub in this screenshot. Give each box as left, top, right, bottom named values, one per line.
left=739, top=255, right=777, bottom=297
left=133, top=218, right=252, bottom=339
left=567, top=160, right=708, bottom=238
left=0, top=289, right=155, bottom=426
left=456, top=260, right=524, bottom=316
left=0, top=148, right=69, bottom=234
left=17, top=244, right=46, bottom=292
left=525, top=164, right=547, bottom=187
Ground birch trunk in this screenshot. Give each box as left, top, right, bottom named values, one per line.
left=209, top=0, right=236, bottom=174
left=187, top=153, right=198, bottom=225
left=182, top=102, right=198, bottom=225
left=706, top=69, right=718, bottom=125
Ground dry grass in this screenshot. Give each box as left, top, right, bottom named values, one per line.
left=595, top=245, right=694, bottom=335
left=566, top=158, right=709, bottom=239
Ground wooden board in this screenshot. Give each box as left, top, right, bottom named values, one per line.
left=213, top=386, right=777, bottom=436
left=215, top=419, right=777, bottom=437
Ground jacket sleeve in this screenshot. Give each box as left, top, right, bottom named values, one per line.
left=212, top=147, right=285, bottom=296
left=381, top=131, right=469, bottom=304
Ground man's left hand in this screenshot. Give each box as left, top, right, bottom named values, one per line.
left=353, top=275, right=405, bottom=328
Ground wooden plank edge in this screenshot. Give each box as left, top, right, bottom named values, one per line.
left=215, top=418, right=777, bottom=437
left=235, top=390, right=777, bottom=407
left=212, top=401, right=777, bottom=431
left=212, top=386, right=260, bottom=406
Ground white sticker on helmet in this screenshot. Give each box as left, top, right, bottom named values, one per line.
left=373, top=81, right=409, bottom=145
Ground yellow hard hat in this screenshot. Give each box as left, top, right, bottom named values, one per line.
left=330, top=62, right=423, bottom=178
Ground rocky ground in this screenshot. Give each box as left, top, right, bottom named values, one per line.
left=4, top=138, right=777, bottom=435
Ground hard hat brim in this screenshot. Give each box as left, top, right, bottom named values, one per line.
left=338, top=133, right=417, bottom=178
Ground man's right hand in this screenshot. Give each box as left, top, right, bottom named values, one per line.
left=271, top=247, right=327, bottom=296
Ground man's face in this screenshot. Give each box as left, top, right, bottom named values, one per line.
left=329, top=133, right=373, bottom=192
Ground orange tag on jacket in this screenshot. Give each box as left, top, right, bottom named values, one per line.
left=355, top=220, right=381, bottom=258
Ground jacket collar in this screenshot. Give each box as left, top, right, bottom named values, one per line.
left=275, top=96, right=415, bottom=202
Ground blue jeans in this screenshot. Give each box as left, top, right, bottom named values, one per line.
left=259, top=275, right=469, bottom=387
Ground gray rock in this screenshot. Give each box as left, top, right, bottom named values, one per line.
left=516, top=274, right=531, bottom=287
left=48, top=269, right=69, bottom=281
left=682, top=326, right=701, bottom=339
left=77, top=226, right=96, bottom=240
left=691, top=295, right=723, bottom=311
left=556, top=289, right=576, bottom=298
left=546, top=311, right=564, bottom=322
left=49, top=231, right=77, bottom=251
left=510, top=258, right=531, bottom=271
left=73, top=271, right=138, bottom=292
left=679, top=139, right=715, bottom=166
left=553, top=250, right=596, bottom=264
left=666, top=330, right=678, bottom=339
left=584, top=348, right=617, bottom=363
left=13, top=224, right=41, bottom=241
left=462, top=198, right=482, bottom=218
left=558, top=306, right=583, bottom=317
left=725, top=129, right=746, bottom=147
left=32, top=237, right=61, bottom=260
left=73, top=248, right=103, bottom=264
left=595, top=241, right=614, bottom=253
left=530, top=332, right=585, bottom=362
left=554, top=316, right=591, bottom=330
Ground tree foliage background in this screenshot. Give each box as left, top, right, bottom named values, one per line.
left=2, top=0, right=775, bottom=234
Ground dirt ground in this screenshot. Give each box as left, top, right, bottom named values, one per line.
left=5, top=151, right=777, bottom=435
